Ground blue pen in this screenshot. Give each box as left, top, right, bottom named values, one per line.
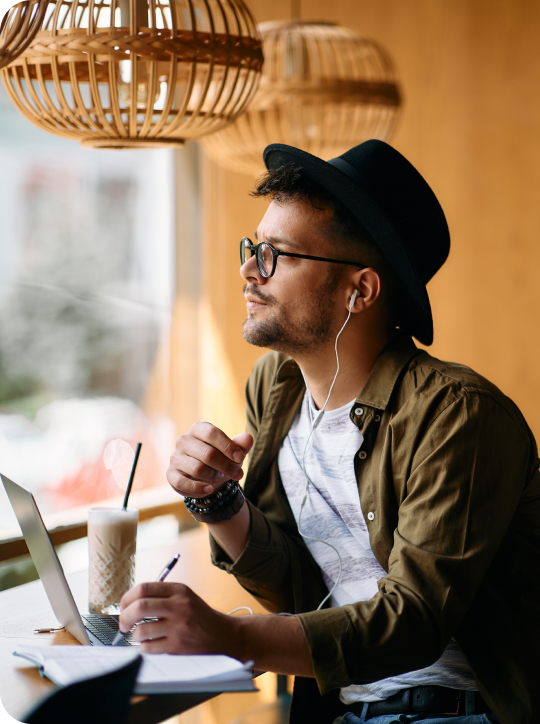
left=111, top=553, right=181, bottom=646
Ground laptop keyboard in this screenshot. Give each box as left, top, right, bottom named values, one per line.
left=81, top=613, right=135, bottom=646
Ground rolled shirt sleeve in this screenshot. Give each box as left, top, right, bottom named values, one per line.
left=210, top=498, right=329, bottom=614
left=210, top=501, right=298, bottom=613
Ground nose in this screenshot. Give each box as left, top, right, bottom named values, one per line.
left=240, top=253, right=266, bottom=284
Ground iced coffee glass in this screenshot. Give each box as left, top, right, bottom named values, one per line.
left=88, top=508, right=138, bottom=615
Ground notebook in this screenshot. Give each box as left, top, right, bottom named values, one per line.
left=13, top=646, right=256, bottom=694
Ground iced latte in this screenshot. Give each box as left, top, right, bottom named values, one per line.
left=88, top=508, right=138, bottom=614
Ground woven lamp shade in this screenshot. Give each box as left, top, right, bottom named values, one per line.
left=199, top=20, right=401, bottom=176
left=0, top=0, right=263, bottom=148
left=0, top=0, right=48, bottom=70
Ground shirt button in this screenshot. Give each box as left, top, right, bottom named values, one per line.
left=358, top=451, right=367, bottom=459
left=374, top=415, right=381, bottom=422
left=355, top=407, right=364, bottom=416
left=367, top=511, right=375, bottom=521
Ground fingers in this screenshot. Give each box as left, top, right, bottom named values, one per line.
left=192, top=422, right=248, bottom=466
left=119, top=581, right=241, bottom=658
left=131, top=619, right=166, bottom=643
left=121, top=581, right=178, bottom=608
left=167, top=473, right=226, bottom=498
left=119, top=582, right=180, bottom=631
left=167, top=443, right=231, bottom=496
left=167, top=422, right=251, bottom=497
left=140, top=638, right=173, bottom=654
left=179, top=436, right=244, bottom=481
left=232, top=433, right=254, bottom=456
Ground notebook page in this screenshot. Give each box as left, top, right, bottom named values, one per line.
left=47, top=652, right=138, bottom=686
left=14, top=646, right=138, bottom=686
left=139, top=654, right=252, bottom=684
left=14, top=646, right=251, bottom=687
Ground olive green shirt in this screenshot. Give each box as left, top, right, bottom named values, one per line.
left=210, top=333, right=540, bottom=724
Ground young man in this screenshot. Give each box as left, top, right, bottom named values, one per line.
left=119, top=141, right=540, bottom=724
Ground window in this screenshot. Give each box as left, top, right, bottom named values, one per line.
left=0, top=82, right=178, bottom=537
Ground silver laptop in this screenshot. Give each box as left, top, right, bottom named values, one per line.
left=1, top=473, right=136, bottom=647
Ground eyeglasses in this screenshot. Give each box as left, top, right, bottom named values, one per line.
left=240, top=237, right=366, bottom=279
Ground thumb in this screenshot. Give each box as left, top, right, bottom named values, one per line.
left=232, top=432, right=254, bottom=457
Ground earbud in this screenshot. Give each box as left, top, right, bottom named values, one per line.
left=349, top=289, right=358, bottom=310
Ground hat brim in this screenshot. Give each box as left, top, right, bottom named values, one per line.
left=263, top=143, right=434, bottom=345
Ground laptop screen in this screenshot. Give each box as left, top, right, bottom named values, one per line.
left=1, top=473, right=90, bottom=645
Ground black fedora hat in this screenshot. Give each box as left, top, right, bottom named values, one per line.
left=263, top=141, right=450, bottom=345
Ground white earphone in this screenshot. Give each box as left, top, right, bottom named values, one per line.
left=349, top=289, right=358, bottom=310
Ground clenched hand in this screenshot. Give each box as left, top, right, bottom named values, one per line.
left=167, top=422, right=253, bottom=499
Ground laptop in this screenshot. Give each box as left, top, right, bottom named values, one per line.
left=1, top=473, right=137, bottom=647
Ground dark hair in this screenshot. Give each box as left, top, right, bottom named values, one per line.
left=251, top=164, right=402, bottom=322
left=252, top=164, right=375, bottom=256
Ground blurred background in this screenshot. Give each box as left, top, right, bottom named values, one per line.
left=1, top=0, right=540, bottom=721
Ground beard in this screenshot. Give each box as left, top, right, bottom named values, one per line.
left=242, top=268, right=342, bottom=356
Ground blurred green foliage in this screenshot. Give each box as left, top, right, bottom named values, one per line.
left=0, top=555, right=39, bottom=592
left=0, top=361, right=37, bottom=404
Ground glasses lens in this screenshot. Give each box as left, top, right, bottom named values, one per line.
left=257, top=243, right=273, bottom=277
left=240, top=238, right=250, bottom=265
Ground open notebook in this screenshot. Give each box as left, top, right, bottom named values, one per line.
left=14, top=646, right=256, bottom=694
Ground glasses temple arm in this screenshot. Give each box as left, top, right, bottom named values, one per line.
left=279, top=250, right=366, bottom=269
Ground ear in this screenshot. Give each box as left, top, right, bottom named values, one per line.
left=346, top=268, right=382, bottom=312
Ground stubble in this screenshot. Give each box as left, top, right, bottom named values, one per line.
left=242, top=267, right=343, bottom=355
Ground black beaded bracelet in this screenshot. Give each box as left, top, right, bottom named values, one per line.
left=185, top=479, right=236, bottom=511
left=184, top=480, right=245, bottom=524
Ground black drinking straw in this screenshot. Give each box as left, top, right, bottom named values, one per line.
left=123, top=442, right=142, bottom=510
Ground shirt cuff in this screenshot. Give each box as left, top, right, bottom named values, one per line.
left=297, top=606, right=358, bottom=695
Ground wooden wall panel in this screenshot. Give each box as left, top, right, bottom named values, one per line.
left=198, top=0, right=540, bottom=441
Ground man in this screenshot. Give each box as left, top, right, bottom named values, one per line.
left=119, top=141, right=540, bottom=724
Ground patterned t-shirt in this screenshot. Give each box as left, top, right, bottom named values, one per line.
left=277, top=390, right=478, bottom=703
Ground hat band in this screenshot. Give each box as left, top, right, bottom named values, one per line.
left=327, top=157, right=366, bottom=188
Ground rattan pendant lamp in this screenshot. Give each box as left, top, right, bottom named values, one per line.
left=0, top=0, right=48, bottom=70
left=0, top=0, right=263, bottom=148
left=199, top=10, right=402, bottom=175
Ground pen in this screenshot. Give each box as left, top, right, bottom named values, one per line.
left=155, top=553, right=181, bottom=582
left=111, top=553, right=181, bottom=646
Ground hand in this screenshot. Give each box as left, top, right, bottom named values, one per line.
left=119, top=583, right=313, bottom=677
left=119, top=582, right=242, bottom=657
left=167, top=423, right=253, bottom=498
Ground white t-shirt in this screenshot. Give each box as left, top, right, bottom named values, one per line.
left=277, top=390, right=478, bottom=703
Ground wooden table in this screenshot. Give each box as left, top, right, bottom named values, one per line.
left=0, top=526, right=266, bottom=723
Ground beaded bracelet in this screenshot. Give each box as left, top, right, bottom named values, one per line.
left=186, top=479, right=236, bottom=510
left=184, top=480, right=245, bottom=524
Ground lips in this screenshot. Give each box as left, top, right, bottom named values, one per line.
left=246, top=297, right=267, bottom=310
left=244, top=292, right=269, bottom=310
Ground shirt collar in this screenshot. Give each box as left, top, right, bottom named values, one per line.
left=273, top=331, right=419, bottom=410
left=355, top=332, right=419, bottom=410
left=275, top=356, right=303, bottom=382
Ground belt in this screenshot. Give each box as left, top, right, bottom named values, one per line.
left=344, top=686, right=492, bottom=719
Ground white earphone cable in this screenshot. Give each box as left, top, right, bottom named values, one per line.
left=227, top=606, right=253, bottom=616
left=297, top=293, right=356, bottom=610
left=224, top=296, right=357, bottom=618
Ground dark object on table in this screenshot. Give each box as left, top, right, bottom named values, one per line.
left=22, top=654, right=142, bottom=724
